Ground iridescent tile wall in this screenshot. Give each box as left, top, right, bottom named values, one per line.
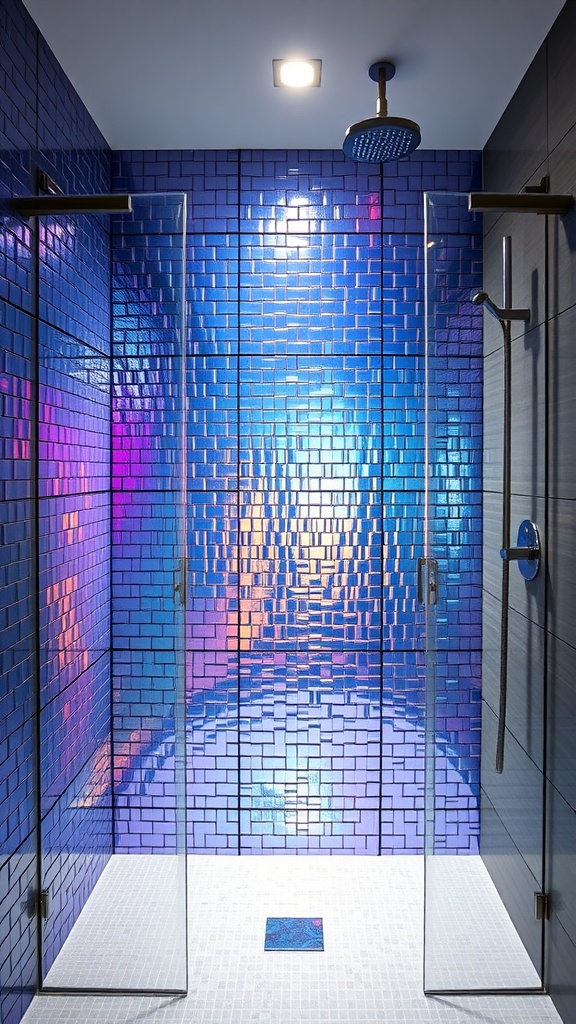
left=112, top=148, right=483, bottom=855
left=0, top=1, right=113, bottom=1017
left=111, top=196, right=187, bottom=853
left=36, top=32, right=113, bottom=970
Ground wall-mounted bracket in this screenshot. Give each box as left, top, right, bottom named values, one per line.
left=11, top=194, right=132, bottom=218
left=468, top=192, right=572, bottom=215
left=500, top=520, right=540, bottom=581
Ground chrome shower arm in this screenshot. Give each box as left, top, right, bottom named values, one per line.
left=468, top=192, right=572, bottom=215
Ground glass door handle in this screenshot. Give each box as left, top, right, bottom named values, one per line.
left=418, top=557, right=438, bottom=606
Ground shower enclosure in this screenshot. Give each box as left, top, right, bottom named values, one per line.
left=32, top=192, right=188, bottom=995
left=423, top=191, right=545, bottom=993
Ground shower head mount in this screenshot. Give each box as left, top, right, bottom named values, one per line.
left=343, top=60, right=421, bottom=163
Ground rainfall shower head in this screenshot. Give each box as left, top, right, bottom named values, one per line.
left=343, top=61, right=421, bottom=163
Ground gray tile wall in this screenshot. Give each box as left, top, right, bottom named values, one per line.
left=482, top=2, right=576, bottom=1019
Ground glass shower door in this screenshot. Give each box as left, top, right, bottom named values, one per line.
left=39, top=193, right=188, bottom=993
left=423, top=191, right=545, bottom=993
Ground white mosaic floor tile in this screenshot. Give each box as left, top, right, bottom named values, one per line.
left=22, top=855, right=562, bottom=1024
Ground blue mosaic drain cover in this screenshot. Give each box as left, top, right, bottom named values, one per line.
left=264, top=917, right=324, bottom=951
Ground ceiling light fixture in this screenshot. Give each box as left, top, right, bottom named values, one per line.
left=273, top=59, right=322, bottom=88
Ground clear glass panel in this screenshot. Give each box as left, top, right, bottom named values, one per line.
left=39, top=194, right=187, bottom=993
left=423, top=192, right=544, bottom=993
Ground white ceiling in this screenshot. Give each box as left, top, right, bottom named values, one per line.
left=23, top=0, right=565, bottom=151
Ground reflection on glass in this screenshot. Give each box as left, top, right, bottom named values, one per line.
left=39, top=194, right=188, bottom=993
left=423, top=192, right=544, bottom=993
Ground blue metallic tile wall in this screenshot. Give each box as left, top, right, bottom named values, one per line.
left=113, top=151, right=240, bottom=233
left=38, top=493, right=110, bottom=693
left=0, top=3, right=113, bottom=1013
left=431, top=649, right=481, bottom=853
left=424, top=213, right=483, bottom=856
left=112, top=149, right=483, bottom=856
left=0, top=842, right=37, bottom=1024
left=113, top=649, right=181, bottom=853
left=239, top=150, right=381, bottom=235
left=187, top=651, right=239, bottom=814
left=188, top=237, right=238, bottom=356
left=239, top=354, right=382, bottom=651
left=240, top=234, right=382, bottom=355
left=186, top=493, right=238, bottom=649
left=38, top=313, right=113, bottom=953
left=41, top=764, right=111, bottom=975
left=112, top=491, right=182, bottom=649
left=239, top=652, right=381, bottom=854
left=0, top=8, right=38, bottom=1020
left=36, top=36, right=110, bottom=190
left=187, top=357, right=238, bottom=490
left=380, top=651, right=424, bottom=853
left=111, top=197, right=187, bottom=854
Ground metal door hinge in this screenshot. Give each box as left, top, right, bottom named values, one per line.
left=174, top=555, right=188, bottom=607
left=534, top=892, right=550, bottom=921
left=38, top=890, right=49, bottom=920
left=417, top=556, right=438, bottom=606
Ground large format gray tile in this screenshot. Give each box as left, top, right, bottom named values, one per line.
left=480, top=790, right=543, bottom=976
left=546, top=914, right=576, bottom=1024
left=484, top=346, right=503, bottom=487
left=547, top=497, right=576, bottom=646
left=483, top=329, right=546, bottom=497
left=482, top=599, right=544, bottom=769
left=548, top=0, right=576, bottom=154
left=483, top=212, right=546, bottom=346
left=483, top=492, right=546, bottom=626
left=546, top=783, right=576, bottom=950
left=547, top=632, right=576, bottom=811
left=484, top=43, right=548, bottom=196
left=547, top=124, right=576, bottom=320
left=481, top=703, right=544, bottom=884
left=548, top=305, right=576, bottom=500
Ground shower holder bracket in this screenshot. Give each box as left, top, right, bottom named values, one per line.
left=500, top=520, right=540, bottom=580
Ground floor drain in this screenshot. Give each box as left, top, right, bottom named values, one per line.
left=264, top=917, right=324, bottom=951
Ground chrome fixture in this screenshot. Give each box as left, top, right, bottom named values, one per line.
left=471, top=290, right=530, bottom=323
left=11, top=194, right=133, bottom=217
left=468, top=192, right=572, bottom=215
left=500, top=520, right=540, bottom=582
left=343, top=61, right=421, bottom=163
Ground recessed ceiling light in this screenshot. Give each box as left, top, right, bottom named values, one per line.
left=273, top=59, right=322, bottom=88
